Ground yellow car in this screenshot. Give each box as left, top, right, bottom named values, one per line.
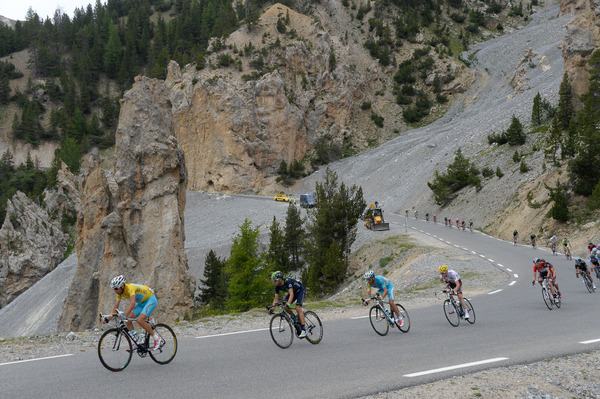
left=274, top=192, right=291, bottom=202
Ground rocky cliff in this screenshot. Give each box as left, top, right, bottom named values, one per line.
left=559, top=0, right=600, bottom=100
left=0, top=164, right=78, bottom=308
left=157, top=3, right=473, bottom=193
left=58, top=75, right=196, bottom=331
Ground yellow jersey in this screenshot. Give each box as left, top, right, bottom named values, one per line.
left=118, top=283, right=155, bottom=303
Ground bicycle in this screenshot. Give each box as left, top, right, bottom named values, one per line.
left=534, top=278, right=560, bottom=310
left=435, top=289, right=475, bottom=327
left=531, top=237, right=537, bottom=250
left=98, top=310, right=177, bottom=372
left=266, top=301, right=323, bottom=349
left=550, top=243, right=557, bottom=256
left=362, top=296, right=410, bottom=336
left=513, top=235, right=518, bottom=246
left=577, top=271, right=596, bottom=293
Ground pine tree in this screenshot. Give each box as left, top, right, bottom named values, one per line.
left=226, top=219, right=271, bottom=311
left=505, top=115, right=526, bottom=146
left=557, top=72, right=574, bottom=131
left=266, top=216, right=289, bottom=273
left=546, top=182, right=570, bottom=222
left=545, top=117, right=561, bottom=165
left=198, top=250, right=228, bottom=308
left=285, top=204, right=304, bottom=271
left=531, top=92, right=542, bottom=126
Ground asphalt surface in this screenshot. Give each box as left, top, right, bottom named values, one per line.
left=2, top=216, right=600, bottom=398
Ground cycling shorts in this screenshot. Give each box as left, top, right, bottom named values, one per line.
left=283, top=288, right=305, bottom=307
left=447, top=280, right=462, bottom=294
left=133, top=295, right=158, bottom=317
left=377, top=283, right=395, bottom=300
left=576, top=265, right=589, bottom=272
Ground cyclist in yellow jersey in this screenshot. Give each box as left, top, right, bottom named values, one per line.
left=103, top=275, right=164, bottom=351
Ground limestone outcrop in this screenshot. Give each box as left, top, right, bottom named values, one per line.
left=58, top=76, right=196, bottom=331
left=0, top=192, right=69, bottom=307
left=0, top=164, right=78, bottom=308
left=559, top=0, right=600, bottom=101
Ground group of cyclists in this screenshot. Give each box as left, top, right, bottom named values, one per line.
left=513, top=230, right=573, bottom=257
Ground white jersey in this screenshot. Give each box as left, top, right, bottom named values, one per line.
left=441, top=270, right=460, bottom=283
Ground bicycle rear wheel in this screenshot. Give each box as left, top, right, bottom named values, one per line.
left=149, top=324, right=177, bottom=364
left=464, top=299, right=476, bottom=324
left=303, top=311, right=323, bottom=344
left=98, top=328, right=133, bottom=372
left=443, top=300, right=459, bottom=327
left=542, top=287, right=553, bottom=310
left=270, top=314, right=294, bottom=348
left=395, top=304, right=410, bottom=333
left=369, top=305, right=389, bottom=336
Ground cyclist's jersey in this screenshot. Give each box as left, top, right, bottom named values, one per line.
left=534, top=262, right=554, bottom=277
left=441, top=270, right=461, bottom=284
left=530, top=234, right=536, bottom=240
left=513, top=230, right=518, bottom=236
left=118, top=283, right=155, bottom=303
left=576, top=261, right=588, bottom=271
left=275, top=277, right=303, bottom=295
left=368, top=276, right=393, bottom=291
left=562, top=239, right=569, bottom=246
left=589, top=245, right=596, bottom=253
left=590, top=255, right=600, bottom=265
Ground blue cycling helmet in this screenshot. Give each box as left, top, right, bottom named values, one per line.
left=575, top=258, right=582, bottom=263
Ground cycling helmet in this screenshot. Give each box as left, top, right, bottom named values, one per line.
left=110, top=275, right=126, bottom=289
left=271, top=271, right=284, bottom=281
left=575, top=258, right=582, bottom=263
left=363, top=270, right=375, bottom=280
left=438, top=265, right=448, bottom=273
left=533, top=258, right=540, bottom=264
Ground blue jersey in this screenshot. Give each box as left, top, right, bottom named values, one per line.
left=368, top=276, right=392, bottom=291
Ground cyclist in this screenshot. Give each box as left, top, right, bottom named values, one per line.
left=425, top=213, right=430, bottom=222
left=590, top=248, right=600, bottom=278
left=532, top=258, right=561, bottom=301
left=104, top=275, right=164, bottom=351
left=268, top=271, right=307, bottom=338
left=588, top=242, right=596, bottom=253
left=530, top=233, right=537, bottom=249
left=575, top=258, right=596, bottom=289
left=513, top=230, right=519, bottom=245
left=456, top=219, right=460, bottom=229
left=433, top=214, right=437, bottom=223
left=562, top=237, right=571, bottom=254
left=414, top=210, right=418, bottom=219
left=363, top=270, right=404, bottom=327
left=469, top=220, right=473, bottom=232
left=438, top=265, right=469, bottom=319
left=461, top=220, right=466, bottom=231
left=549, top=235, right=557, bottom=254
left=444, top=217, right=448, bottom=227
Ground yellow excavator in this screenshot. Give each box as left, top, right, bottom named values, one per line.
left=364, top=203, right=390, bottom=231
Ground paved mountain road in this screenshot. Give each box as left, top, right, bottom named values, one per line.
left=3, top=216, right=600, bottom=398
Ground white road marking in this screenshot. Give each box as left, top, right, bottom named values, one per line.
left=498, top=264, right=504, bottom=268
left=196, top=328, right=269, bottom=339
left=462, top=247, right=469, bottom=251
left=509, top=281, right=517, bottom=286
left=488, top=289, right=503, bottom=295
left=506, top=268, right=512, bottom=272
left=513, top=274, right=518, bottom=278
left=0, top=354, right=73, bottom=367
left=471, top=251, right=477, bottom=254
left=487, top=258, right=494, bottom=262
left=580, top=338, right=600, bottom=344
left=479, top=254, right=485, bottom=258
left=350, top=315, right=369, bottom=320
left=404, top=357, right=509, bottom=377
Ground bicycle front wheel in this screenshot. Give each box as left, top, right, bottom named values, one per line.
left=584, top=276, right=595, bottom=293
left=464, top=299, right=476, bottom=324
left=542, top=287, right=553, bottom=310
left=98, top=328, right=133, bottom=372
left=149, top=324, right=178, bottom=364
left=369, top=305, right=389, bottom=336
left=270, top=314, right=294, bottom=348
left=303, top=311, right=323, bottom=344
left=396, top=304, right=410, bottom=333
left=443, top=300, right=459, bottom=327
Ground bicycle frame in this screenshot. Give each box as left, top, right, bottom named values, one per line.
left=100, top=311, right=154, bottom=354
left=364, top=297, right=395, bottom=324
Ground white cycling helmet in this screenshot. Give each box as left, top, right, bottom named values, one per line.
left=363, top=270, right=374, bottom=280
left=110, top=275, right=126, bottom=289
